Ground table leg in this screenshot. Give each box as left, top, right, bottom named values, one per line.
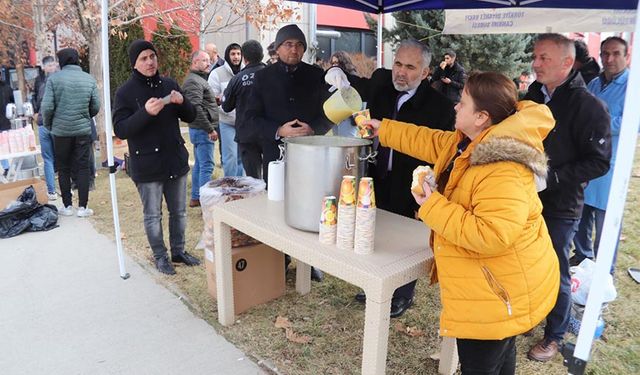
left=9, top=157, right=24, bottom=182
left=213, top=219, right=235, bottom=326
left=295, top=260, right=311, bottom=295
left=361, top=297, right=392, bottom=375
left=438, top=337, right=458, bottom=375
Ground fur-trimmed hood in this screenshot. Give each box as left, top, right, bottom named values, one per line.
left=471, top=136, right=549, bottom=179
left=470, top=100, right=554, bottom=179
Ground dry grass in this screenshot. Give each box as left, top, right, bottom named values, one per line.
left=87, top=134, right=640, bottom=375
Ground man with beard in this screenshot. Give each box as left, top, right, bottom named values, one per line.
left=113, top=40, right=199, bottom=275
left=325, top=39, right=456, bottom=318
left=209, top=43, right=243, bottom=177
left=246, top=24, right=333, bottom=282
left=183, top=50, right=219, bottom=208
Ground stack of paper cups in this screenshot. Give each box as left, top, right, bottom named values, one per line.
left=336, top=175, right=357, bottom=250
left=354, top=177, right=376, bottom=255
left=267, top=161, right=285, bottom=201
left=319, top=196, right=338, bottom=245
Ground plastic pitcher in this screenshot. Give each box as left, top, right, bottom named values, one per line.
left=323, top=87, right=362, bottom=124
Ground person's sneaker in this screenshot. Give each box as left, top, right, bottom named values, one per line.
left=60, top=206, right=74, bottom=216
left=172, top=251, right=201, bottom=266
left=77, top=207, right=94, bottom=217
left=47, top=192, right=58, bottom=201
left=156, top=256, right=176, bottom=275
left=189, top=199, right=201, bottom=208
left=527, top=338, right=560, bottom=362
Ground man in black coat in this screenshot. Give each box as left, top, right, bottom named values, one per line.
left=431, top=49, right=466, bottom=103
left=246, top=24, right=332, bottom=282
left=246, top=24, right=333, bottom=183
left=113, top=40, right=199, bottom=276
left=222, top=39, right=267, bottom=179
left=525, top=33, right=611, bottom=363
left=326, top=39, right=456, bottom=317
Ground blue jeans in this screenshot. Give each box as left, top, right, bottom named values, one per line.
left=135, top=173, right=187, bottom=260
left=543, top=216, right=579, bottom=343
left=39, top=126, right=56, bottom=194
left=574, top=204, right=619, bottom=273
left=219, top=122, right=243, bottom=177
left=189, top=128, right=215, bottom=200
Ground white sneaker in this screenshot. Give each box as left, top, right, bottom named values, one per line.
left=77, top=207, right=94, bottom=217
left=60, top=206, right=74, bottom=216
left=47, top=192, right=57, bottom=201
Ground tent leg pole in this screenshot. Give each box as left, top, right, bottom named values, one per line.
left=101, top=0, right=129, bottom=280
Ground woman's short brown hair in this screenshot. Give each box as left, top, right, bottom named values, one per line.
left=465, top=71, right=518, bottom=125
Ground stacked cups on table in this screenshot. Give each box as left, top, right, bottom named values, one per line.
left=321, top=175, right=376, bottom=254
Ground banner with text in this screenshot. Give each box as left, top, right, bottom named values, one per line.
left=443, top=8, right=636, bottom=34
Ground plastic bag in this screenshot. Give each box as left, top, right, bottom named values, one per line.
left=570, top=258, right=617, bottom=305
left=198, top=177, right=266, bottom=249
left=0, top=185, right=59, bottom=238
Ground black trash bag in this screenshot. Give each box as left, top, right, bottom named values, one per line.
left=0, top=185, right=59, bottom=238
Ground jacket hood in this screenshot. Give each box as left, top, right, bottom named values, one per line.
left=470, top=100, right=553, bottom=179
left=224, top=43, right=242, bottom=74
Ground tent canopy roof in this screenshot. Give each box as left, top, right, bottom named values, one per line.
left=310, top=0, right=639, bottom=13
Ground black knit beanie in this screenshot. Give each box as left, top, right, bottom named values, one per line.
left=275, top=24, right=307, bottom=52
left=128, top=39, right=157, bottom=67
left=57, top=48, right=79, bottom=68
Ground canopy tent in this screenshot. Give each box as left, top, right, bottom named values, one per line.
left=99, top=0, right=639, bottom=373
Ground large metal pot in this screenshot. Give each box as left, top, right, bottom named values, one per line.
left=283, top=136, right=374, bottom=232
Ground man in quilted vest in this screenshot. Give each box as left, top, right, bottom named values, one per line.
left=41, top=48, right=101, bottom=217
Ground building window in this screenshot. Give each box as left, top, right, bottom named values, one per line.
left=317, top=28, right=376, bottom=62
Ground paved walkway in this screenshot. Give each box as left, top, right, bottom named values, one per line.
left=0, top=207, right=266, bottom=375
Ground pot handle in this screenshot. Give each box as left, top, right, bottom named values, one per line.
left=359, top=149, right=378, bottom=163
left=345, top=153, right=355, bottom=170
left=278, top=144, right=285, bottom=162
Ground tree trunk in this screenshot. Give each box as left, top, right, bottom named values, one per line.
left=89, top=30, right=108, bottom=165
left=32, top=0, right=53, bottom=64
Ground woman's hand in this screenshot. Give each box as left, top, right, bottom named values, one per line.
left=362, top=118, right=381, bottom=138
left=411, top=179, right=433, bottom=206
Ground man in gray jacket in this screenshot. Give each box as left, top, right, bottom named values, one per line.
left=183, top=50, right=219, bottom=207
left=41, top=48, right=100, bottom=217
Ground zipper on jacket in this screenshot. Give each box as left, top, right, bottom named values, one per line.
left=481, top=266, right=512, bottom=316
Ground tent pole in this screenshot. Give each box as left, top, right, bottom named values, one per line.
left=565, top=2, right=640, bottom=374
left=377, top=13, right=383, bottom=68
left=101, top=0, right=129, bottom=280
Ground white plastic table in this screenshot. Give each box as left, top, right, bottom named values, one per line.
left=0, top=147, right=41, bottom=183
left=212, top=194, right=456, bottom=374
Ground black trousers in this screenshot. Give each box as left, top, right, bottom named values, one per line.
left=54, top=134, right=92, bottom=208
left=375, top=173, right=416, bottom=300
left=457, top=336, right=516, bottom=375
left=239, top=142, right=263, bottom=180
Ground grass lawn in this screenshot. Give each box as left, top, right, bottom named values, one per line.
left=87, top=134, right=640, bottom=375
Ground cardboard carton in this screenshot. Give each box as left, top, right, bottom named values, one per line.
left=0, top=178, right=47, bottom=210
left=204, top=243, right=285, bottom=314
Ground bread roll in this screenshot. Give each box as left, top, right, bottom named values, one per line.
left=411, top=165, right=435, bottom=195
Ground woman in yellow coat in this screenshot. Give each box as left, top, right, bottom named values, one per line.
left=367, top=72, right=559, bottom=374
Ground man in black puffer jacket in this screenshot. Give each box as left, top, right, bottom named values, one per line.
left=113, top=40, right=199, bottom=276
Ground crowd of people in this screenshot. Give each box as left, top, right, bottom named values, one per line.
left=13, top=24, right=630, bottom=374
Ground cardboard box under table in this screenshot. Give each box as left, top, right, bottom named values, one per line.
left=204, top=244, right=284, bottom=314
left=0, top=178, right=47, bottom=209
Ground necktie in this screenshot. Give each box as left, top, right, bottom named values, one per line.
left=376, top=91, right=407, bottom=179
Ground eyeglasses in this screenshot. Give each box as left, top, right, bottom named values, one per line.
left=281, top=41, right=304, bottom=50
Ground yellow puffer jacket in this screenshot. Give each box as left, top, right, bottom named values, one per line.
left=379, top=100, right=560, bottom=340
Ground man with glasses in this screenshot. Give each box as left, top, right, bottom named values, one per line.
left=246, top=24, right=333, bottom=282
